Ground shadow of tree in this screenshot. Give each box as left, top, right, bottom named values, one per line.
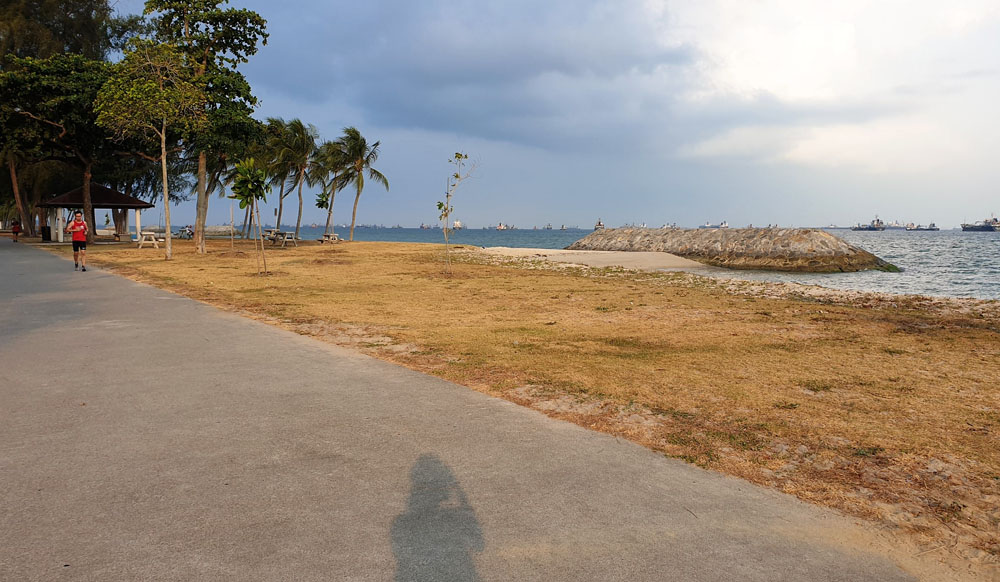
left=391, top=453, right=484, bottom=582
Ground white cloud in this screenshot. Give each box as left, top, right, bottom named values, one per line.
left=664, top=0, right=1000, bottom=172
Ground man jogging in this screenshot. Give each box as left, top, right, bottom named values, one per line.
left=66, top=211, right=88, bottom=271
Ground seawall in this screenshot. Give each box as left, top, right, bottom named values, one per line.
left=566, top=227, right=898, bottom=272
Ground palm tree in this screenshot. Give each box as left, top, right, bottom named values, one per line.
left=308, top=140, right=347, bottom=236
left=337, top=127, right=388, bottom=241
left=275, top=119, right=318, bottom=239
left=264, top=118, right=291, bottom=230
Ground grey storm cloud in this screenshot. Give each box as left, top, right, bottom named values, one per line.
left=245, top=0, right=697, bottom=148
left=242, top=0, right=910, bottom=155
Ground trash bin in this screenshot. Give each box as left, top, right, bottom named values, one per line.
left=41, top=226, right=51, bottom=242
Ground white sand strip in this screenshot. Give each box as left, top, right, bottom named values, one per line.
left=480, top=247, right=717, bottom=271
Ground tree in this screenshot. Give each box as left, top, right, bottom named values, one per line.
left=144, top=0, right=268, bottom=255
left=1, top=1, right=144, bottom=237
left=310, top=140, right=347, bottom=237
left=229, top=157, right=270, bottom=274
left=264, top=117, right=291, bottom=230
left=437, top=152, right=473, bottom=271
left=0, top=0, right=114, bottom=65
left=2, top=54, right=113, bottom=243
left=274, top=119, right=318, bottom=239
left=95, top=39, right=207, bottom=260
left=337, top=127, right=388, bottom=241
left=0, top=112, right=39, bottom=236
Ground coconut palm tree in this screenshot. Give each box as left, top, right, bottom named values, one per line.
left=308, top=140, right=347, bottom=236
left=274, top=119, right=318, bottom=239
left=336, top=127, right=388, bottom=241
left=264, top=118, right=291, bottom=230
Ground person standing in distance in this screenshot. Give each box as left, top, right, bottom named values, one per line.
left=66, top=211, right=88, bottom=271
left=11, top=219, right=21, bottom=242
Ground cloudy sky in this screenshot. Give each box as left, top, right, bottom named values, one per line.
left=116, top=0, right=1000, bottom=229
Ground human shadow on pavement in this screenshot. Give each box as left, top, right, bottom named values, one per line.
left=391, top=454, right=484, bottom=582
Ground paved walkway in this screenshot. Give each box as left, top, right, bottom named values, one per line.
left=0, top=243, right=915, bottom=581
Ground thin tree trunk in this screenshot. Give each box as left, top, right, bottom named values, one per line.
left=194, top=150, right=208, bottom=254
left=295, top=167, right=304, bottom=239
left=251, top=201, right=260, bottom=272
left=254, top=202, right=267, bottom=274
left=160, top=124, right=172, bottom=260
left=324, top=188, right=335, bottom=236
left=349, top=182, right=362, bottom=241
left=8, top=159, right=34, bottom=236
left=241, top=206, right=250, bottom=238
left=275, top=180, right=286, bottom=230
left=82, top=163, right=95, bottom=244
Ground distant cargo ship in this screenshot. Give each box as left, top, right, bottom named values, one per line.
left=905, top=223, right=940, bottom=231
left=698, top=221, right=729, bottom=229
left=961, top=216, right=999, bottom=231
left=852, top=217, right=886, bottom=231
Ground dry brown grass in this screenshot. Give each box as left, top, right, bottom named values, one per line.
left=49, top=239, right=1000, bottom=568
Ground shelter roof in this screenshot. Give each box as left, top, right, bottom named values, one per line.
left=36, top=183, right=155, bottom=210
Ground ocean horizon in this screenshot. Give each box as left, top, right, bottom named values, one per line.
left=170, top=224, right=1000, bottom=301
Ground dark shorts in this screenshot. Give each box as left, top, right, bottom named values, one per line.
left=73, top=241, right=87, bottom=252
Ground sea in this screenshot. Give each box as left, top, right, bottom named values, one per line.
left=267, top=225, right=1000, bottom=301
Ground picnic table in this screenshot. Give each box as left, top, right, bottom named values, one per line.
left=268, top=231, right=297, bottom=247
left=137, top=231, right=160, bottom=249
left=319, top=233, right=341, bottom=244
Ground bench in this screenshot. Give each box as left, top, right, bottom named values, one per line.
left=319, top=233, right=341, bottom=244
left=137, top=231, right=159, bottom=249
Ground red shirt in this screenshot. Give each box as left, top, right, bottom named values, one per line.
left=68, top=219, right=88, bottom=241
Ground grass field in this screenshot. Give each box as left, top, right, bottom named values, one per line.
left=50, top=238, right=1000, bottom=567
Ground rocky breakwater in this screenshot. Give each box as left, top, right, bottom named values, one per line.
left=566, top=227, right=898, bottom=272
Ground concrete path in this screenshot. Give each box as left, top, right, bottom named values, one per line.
left=0, top=243, right=916, bottom=581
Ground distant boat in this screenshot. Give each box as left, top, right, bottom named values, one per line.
left=419, top=223, right=431, bottom=230
left=544, top=223, right=553, bottom=230
left=884, top=220, right=907, bottom=230
left=961, top=216, right=999, bottom=231
left=594, top=219, right=605, bottom=231
left=906, top=223, right=940, bottom=231
left=453, top=220, right=464, bottom=230
left=560, top=224, right=567, bottom=230
left=496, top=222, right=508, bottom=230
left=698, top=221, right=729, bottom=229
left=852, top=217, right=886, bottom=231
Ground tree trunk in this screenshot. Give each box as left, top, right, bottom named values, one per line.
left=194, top=150, right=208, bottom=253
left=254, top=201, right=267, bottom=274
left=112, top=208, right=128, bottom=235
left=160, top=124, right=172, bottom=260
left=275, top=179, right=285, bottom=230
left=8, top=159, right=34, bottom=236
left=349, top=182, right=361, bottom=241
left=295, top=167, right=304, bottom=239
left=82, top=163, right=95, bottom=244
left=241, top=206, right=250, bottom=239
left=324, top=188, right=335, bottom=236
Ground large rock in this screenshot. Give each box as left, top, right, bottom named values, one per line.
left=566, top=227, right=898, bottom=272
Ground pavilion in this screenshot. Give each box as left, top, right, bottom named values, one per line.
left=36, top=184, right=154, bottom=242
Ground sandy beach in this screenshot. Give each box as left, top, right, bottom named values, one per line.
left=481, top=246, right=714, bottom=271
